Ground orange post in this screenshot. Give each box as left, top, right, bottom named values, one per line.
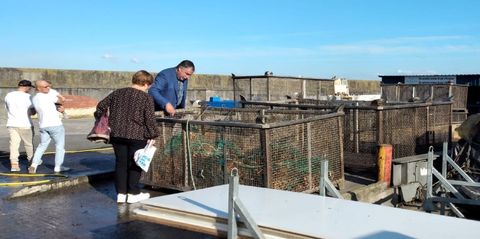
left=377, top=144, right=393, bottom=185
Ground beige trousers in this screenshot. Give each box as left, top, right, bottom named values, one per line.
left=8, top=127, right=34, bottom=164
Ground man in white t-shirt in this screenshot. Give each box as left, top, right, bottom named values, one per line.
left=28, top=80, right=69, bottom=174
left=4, top=80, right=36, bottom=172
left=46, top=81, right=68, bottom=119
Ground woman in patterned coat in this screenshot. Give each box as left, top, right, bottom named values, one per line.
left=94, top=70, right=160, bottom=204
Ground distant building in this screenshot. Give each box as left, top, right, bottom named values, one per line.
left=332, top=76, right=349, bottom=95
left=379, top=74, right=480, bottom=86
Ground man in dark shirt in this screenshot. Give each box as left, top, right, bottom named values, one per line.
left=148, top=60, right=195, bottom=116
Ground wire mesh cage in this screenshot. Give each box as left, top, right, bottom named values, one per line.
left=232, top=75, right=335, bottom=102
left=141, top=108, right=345, bottom=193
left=381, top=84, right=468, bottom=110
left=238, top=100, right=452, bottom=173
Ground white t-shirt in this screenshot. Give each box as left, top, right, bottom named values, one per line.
left=48, top=88, right=61, bottom=102
left=32, top=92, right=62, bottom=128
left=4, top=90, right=34, bottom=127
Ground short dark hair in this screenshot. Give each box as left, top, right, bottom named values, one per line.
left=132, top=70, right=153, bottom=85
left=176, top=60, right=195, bottom=72
left=18, top=79, right=33, bottom=87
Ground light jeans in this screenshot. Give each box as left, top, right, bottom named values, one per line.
left=8, top=127, right=34, bottom=164
left=31, top=125, right=65, bottom=168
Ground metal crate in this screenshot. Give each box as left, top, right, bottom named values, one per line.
left=232, top=75, right=335, bottom=101
left=141, top=108, right=344, bottom=193
left=239, top=100, right=452, bottom=172
left=381, top=84, right=468, bottom=110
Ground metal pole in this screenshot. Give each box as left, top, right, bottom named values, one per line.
left=442, top=142, right=447, bottom=178
left=233, top=76, right=236, bottom=101
left=354, top=103, right=359, bottom=153
left=396, top=85, right=399, bottom=102
left=261, top=130, right=272, bottom=188
left=338, top=115, right=345, bottom=189
left=228, top=168, right=265, bottom=239
left=223, top=127, right=228, bottom=184
left=319, top=160, right=344, bottom=199
left=376, top=107, right=384, bottom=145
left=427, top=147, right=434, bottom=198
left=302, top=79, right=306, bottom=100
left=249, top=77, right=253, bottom=100
left=307, top=122, right=312, bottom=190
left=320, top=160, right=327, bottom=196
left=182, top=123, right=189, bottom=188
left=228, top=169, right=239, bottom=239
left=267, top=77, right=270, bottom=101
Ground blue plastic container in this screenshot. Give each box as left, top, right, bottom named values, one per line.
left=207, top=96, right=240, bottom=108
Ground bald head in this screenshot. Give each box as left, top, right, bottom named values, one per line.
left=35, top=80, right=51, bottom=93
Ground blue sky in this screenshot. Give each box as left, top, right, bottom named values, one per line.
left=1, top=0, right=479, bottom=79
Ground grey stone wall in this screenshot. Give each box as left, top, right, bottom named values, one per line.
left=0, top=67, right=380, bottom=123
left=0, top=67, right=132, bottom=88
left=0, top=67, right=379, bottom=96
left=348, top=80, right=381, bottom=94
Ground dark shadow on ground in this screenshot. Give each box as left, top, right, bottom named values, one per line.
left=78, top=155, right=114, bottom=171
left=87, top=177, right=178, bottom=203
left=91, top=220, right=218, bottom=239
left=344, top=173, right=376, bottom=185
left=0, top=154, right=30, bottom=172
left=0, top=150, right=9, bottom=158
left=88, top=175, right=117, bottom=201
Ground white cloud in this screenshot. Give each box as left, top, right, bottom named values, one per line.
left=102, top=53, right=113, bottom=59
left=363, top=35, right=469, bottom=45
left=318, top=45, right=420, bottom=55
left=316, top=35, right=480, bottom=55
left=130, top=57, right=140, bottom=63
left=101, top=53, right=118, bottom=63
left=138, top=35, right=480, bottom=60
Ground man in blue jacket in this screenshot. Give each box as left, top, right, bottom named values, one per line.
left=149, top=60, right=195, bottom=116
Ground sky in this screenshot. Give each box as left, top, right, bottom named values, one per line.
left=1, top=0, right=479, bottom=80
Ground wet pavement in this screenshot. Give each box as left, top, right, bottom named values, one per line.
left=3, top=118, right=477, bottom=238
left=0, top=118, right=217, bottom=239
left=1, top=178, right=216, bottom=238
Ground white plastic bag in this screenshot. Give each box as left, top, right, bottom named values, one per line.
left=134, top=141, right=157, bottom=172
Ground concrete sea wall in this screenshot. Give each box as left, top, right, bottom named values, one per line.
left=0, top=67, right=380, bottom=122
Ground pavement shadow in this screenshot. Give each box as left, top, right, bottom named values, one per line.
left=91, top=220, right=217, bottom=239
left=0, top=158, right=10, bottom=170
left=88, top=174, right=116, bottom=201
left=77, top=156, right=114, bottom=172
left=0, top=154, right=31, bottom=172
left=344, top=173, right=376, bottom=185
left=0, top=150, right=9, bottom=158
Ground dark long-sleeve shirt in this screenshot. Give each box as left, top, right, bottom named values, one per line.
left=95, top=87, right=160, bottom=141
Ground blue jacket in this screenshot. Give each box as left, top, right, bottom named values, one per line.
left=148, top=67, right=188, bottom=111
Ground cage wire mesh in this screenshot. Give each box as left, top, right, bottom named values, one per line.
left=381, top=84, right=468, bottom=110
left=433, top=85, right=449, bottom=101
left=450, top=86, right=468, bottom=110
left=141, top=108, right=344, bottom=192
left=239, top=100, right=452, bottom=174
left=428, top=104, right=452, bottom=146
left=383, top=107, right=425, bottom=158
left=381, top=86, right=398, bottom=102
left=233, top=76, right=335, bottom=101
left=398, top=85, right=415, bottom=102
left=415, top=85, right=432, bottom=101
